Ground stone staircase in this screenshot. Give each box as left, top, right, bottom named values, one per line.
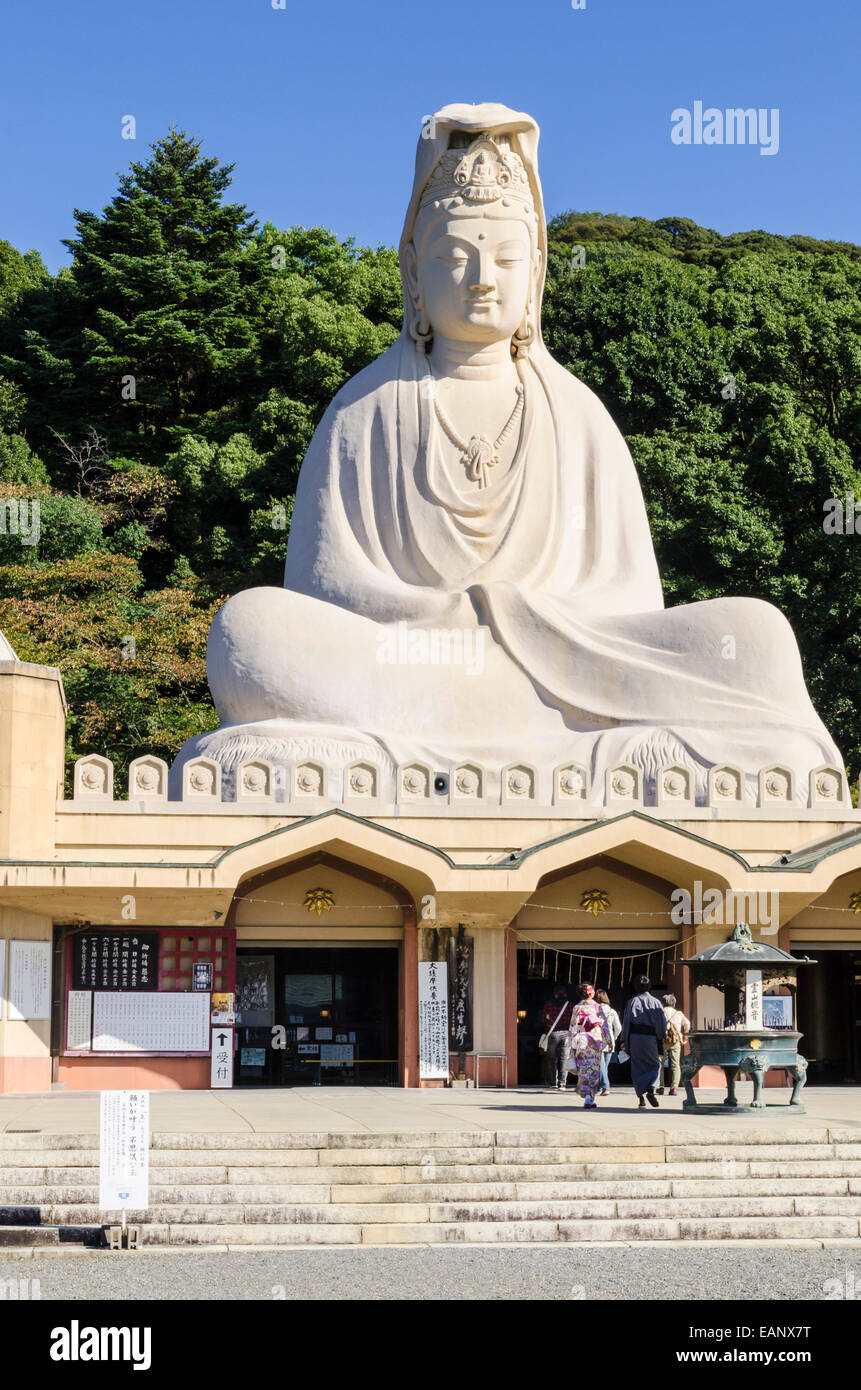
left=2, top=1127, right=861, bottom=1247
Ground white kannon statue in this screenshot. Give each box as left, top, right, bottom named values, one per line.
left=173, top=103, right=844, bottom=806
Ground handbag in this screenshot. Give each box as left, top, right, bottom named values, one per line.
left=538, top=1001, right=568, bottom=1052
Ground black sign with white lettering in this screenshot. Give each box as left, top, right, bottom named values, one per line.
left=72, top=932, right=159, bottom=991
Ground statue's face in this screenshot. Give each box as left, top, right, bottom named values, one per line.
left=420, top=215, right=533, bottom=344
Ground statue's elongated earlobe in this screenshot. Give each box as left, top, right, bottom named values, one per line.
left=404, top=241, right=433, bottom=353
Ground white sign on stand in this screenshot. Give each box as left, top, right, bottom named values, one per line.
left=745, top=969, right=763, bottom=1029
left=8, top=940, right=51, bottom=1020
left=99, top=1090, right=149, bottom=1211
left=418, top=960, right=449, bottom=1079
left=211, top=1026, right=234, bottom=1087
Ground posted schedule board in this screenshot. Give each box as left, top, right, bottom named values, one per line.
left=8, top=940, right=52, bottom=1021
left=92, top=990, right=210, bottom=1053
left=73, top=932, right=158, bottom=991
left=418, top=960, right=449, bottom=1079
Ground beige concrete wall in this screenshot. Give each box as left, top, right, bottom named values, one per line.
left=472, top=926, right=506, bottom=1053
left=0, top=906, right=53, bottom=1091
left=236, top=865, right=403, bottom=932
left=0, top=665, right=65, bottom=859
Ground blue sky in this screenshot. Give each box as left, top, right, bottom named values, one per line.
left=1, top=0, right=858, bottom=272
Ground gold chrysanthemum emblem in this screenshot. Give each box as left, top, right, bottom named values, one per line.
left=850, top=892, right=861, bottom=914
left=581, top=889, right=610, bottom=916
left=304, top=887, right=335, bottom=915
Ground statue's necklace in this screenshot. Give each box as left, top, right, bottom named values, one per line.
left=432, top=378, right=525, bottom=489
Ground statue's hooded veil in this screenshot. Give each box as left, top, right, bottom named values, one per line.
left=398, top=103, right=549, bottom=348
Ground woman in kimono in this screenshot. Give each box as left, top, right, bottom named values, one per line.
left=567, top=983, right=613, bottom=1109
left=620, top=976, right=668, bottom=1108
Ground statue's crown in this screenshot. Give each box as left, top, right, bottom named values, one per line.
left=419, top=132, right=534, bottom=213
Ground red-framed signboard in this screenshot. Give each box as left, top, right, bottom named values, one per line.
left=63, top=927, right=236, bottom=1056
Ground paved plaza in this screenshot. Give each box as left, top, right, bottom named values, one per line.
left=1, top=1084, right=857, bottom=1138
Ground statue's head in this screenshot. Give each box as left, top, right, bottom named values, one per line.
left=400, top=109, right=546, bottom=358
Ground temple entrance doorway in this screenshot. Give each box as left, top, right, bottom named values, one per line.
left=794, top=948, right=861, bottom=1084
left=234, top=945, right=399, bottom=1086
left=516, top=944, right=677, bottom=1087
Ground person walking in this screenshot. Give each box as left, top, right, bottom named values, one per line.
left=594, top=987, right=621, bottom=1097
left=620, top=975, right=668, bottom=1108
left=539, top=984, right=573, bottom=1089
left=656, top=992, right=690, bottom=1096
left=567, top=983, right=614, bottom=1109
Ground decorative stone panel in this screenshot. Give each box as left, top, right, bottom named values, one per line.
left=345, top=761, right=378, bottom=800
left=294, top=762, right=325, bottom=799
left=128, top=755, right=168, bottom=803
left=809, top=765, right=846, bottom=807
left=398, top=762, right=432, bottom=802
left=74, top=754, right=114, bottom=801
left=452, top=763, right=483, bottom=801
left=182, top=757, right=222, bottom=803
left=758, top=765, right=794, bottom=807
left=553, top=763, right=589, bottom=805
left=656, top=763, right=695, bottom=811
left=237, top=759, right=274, bottom=803
left=605, top=764, right=642, bottom=806
left=501, top=763, right=536, bottom=804
left=708, top=764, right=745, bottom=807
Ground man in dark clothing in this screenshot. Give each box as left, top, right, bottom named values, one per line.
left=620, top=975, right=668, bottom=1108
left=540, top=984, right=573, bottom=1089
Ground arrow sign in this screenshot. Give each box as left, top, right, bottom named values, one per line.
left=211, top=1026, right=234, bottom=1089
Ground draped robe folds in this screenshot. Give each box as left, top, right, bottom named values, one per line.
left=181, top=102, right=844, bottom=806
left=199, top=330, right=843, bottom=804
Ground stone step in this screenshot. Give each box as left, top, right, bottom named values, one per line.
left=0, top=1167, right=233, bottom=1185
left=4, top=1175, right=859, bottom=1209
left=489, top=1129, right=842, bottom=1148
left=666, top=1144, right=843, bottom=1162
left=427, top=1197, right=858, bottom=1221
left=29, top=1193, right=861, bottom=1227
left=148, top=1214, right=861, bottom=1246
left=0, top=1226, right=99, bottom=1248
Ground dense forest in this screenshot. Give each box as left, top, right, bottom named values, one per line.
left=1, top=132, right=859, bottom=789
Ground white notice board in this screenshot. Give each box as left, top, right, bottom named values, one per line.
left=66, top=991, right=93, bottom=1050
left=99, top=1090, right=149, bottom=1210
left=418, top=960, right=449, bottom=1079
left=93, top=991, right=210, bottom=1052
left=8, top=940, right=52, bottom=1020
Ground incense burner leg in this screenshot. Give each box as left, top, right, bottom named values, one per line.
left=681, top=1051, right=700, bottom=1107
left=789, top=1055, right=808, bottom=1107
left=747, top=1058, right=766, bottom=1107
left=722, top=1066, right=739, bottom=1107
